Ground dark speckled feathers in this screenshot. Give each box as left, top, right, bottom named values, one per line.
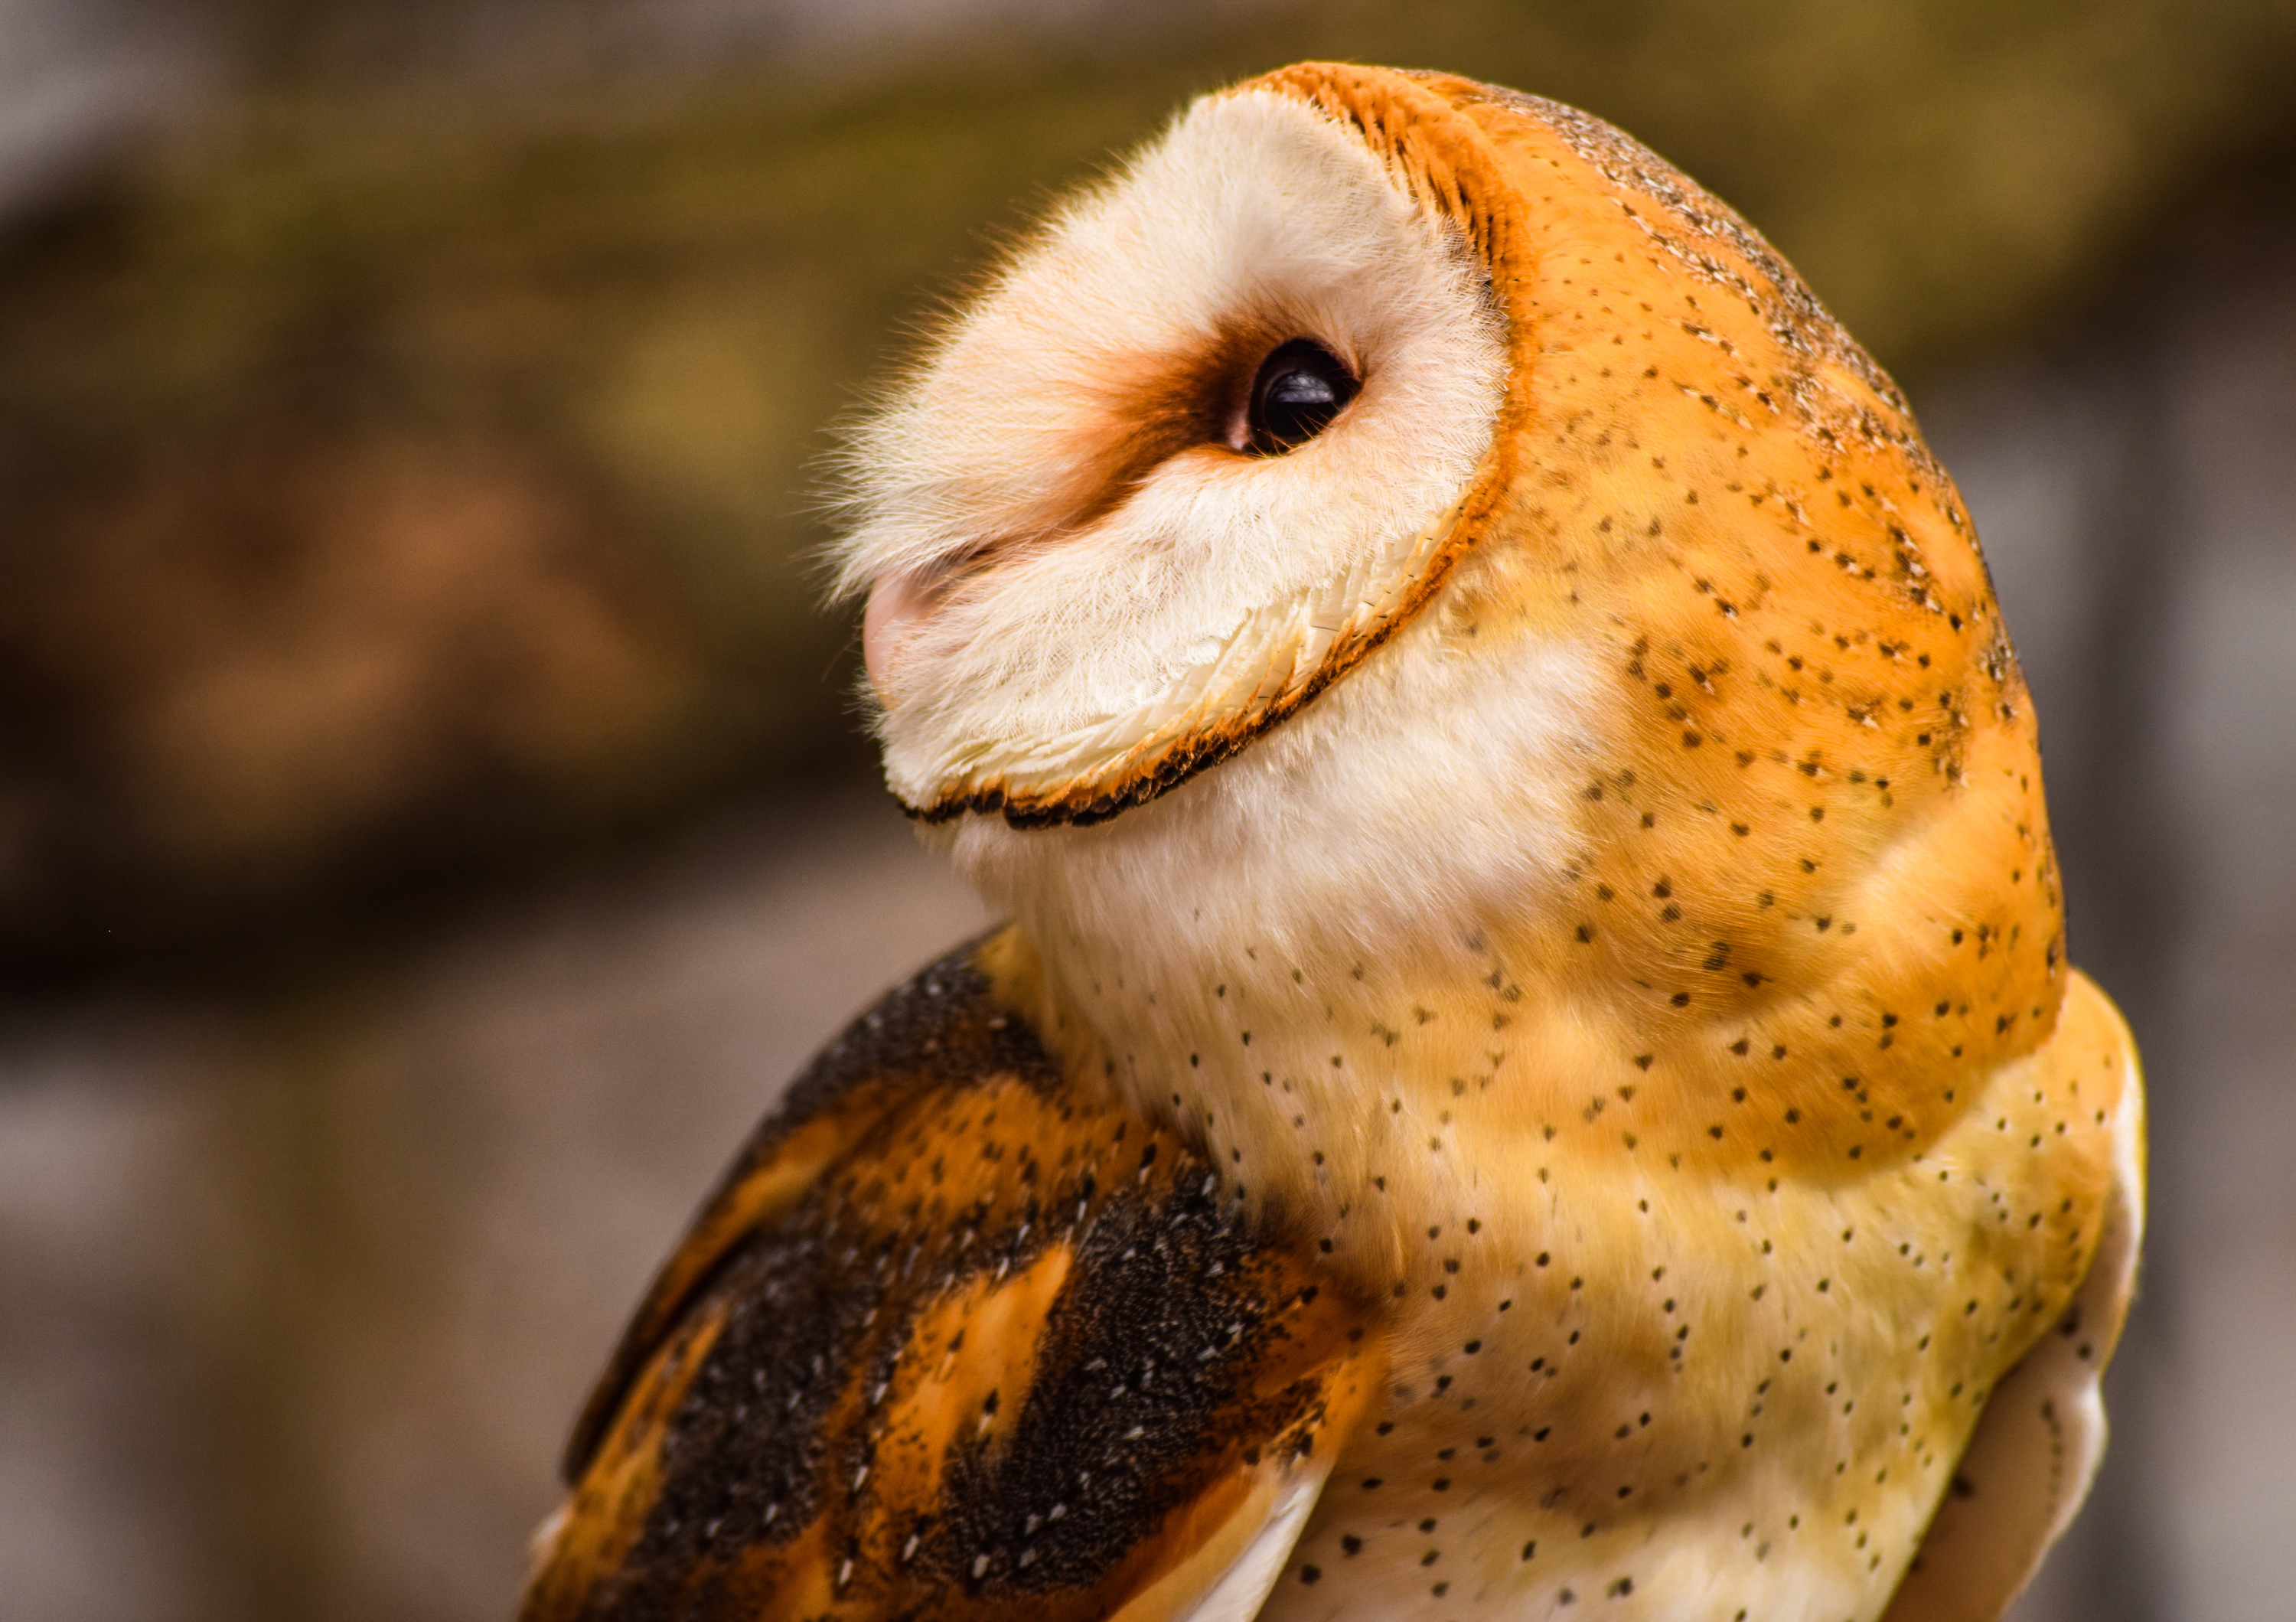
left=560, top=935, right=1028, bottom=1483
left=524, top=934, right=1381, bottom=1622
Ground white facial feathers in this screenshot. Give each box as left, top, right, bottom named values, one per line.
left=830, top=86, right=1508, bottom=811
left=944, top=583, right=1608, bottom=985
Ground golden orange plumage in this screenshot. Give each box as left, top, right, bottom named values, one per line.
left=522, top=64, right=2142, bottom=1622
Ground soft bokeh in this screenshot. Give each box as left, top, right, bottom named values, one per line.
left=2, top=3, right=2291, bottom=1618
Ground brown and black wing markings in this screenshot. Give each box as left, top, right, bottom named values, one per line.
left=562, top=932, right=1024, bottom=1483
left=525, top=932, right=1381, bottom=1622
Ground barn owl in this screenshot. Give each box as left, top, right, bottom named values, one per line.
left=520, top=63, right=2143, bottom=1622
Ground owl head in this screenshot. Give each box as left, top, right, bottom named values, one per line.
left=833, top=64, right=2058, bottom=1042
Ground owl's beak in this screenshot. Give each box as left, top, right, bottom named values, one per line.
left=860, top=571, right=928, bottom=697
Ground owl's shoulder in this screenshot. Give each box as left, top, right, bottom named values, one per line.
left=527, top=928, right=1380, bottom=1622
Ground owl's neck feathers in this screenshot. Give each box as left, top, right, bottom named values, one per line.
left=957, top=514, right=2067, bottom=1294
left=951, top=563, right=1592, bottom=1277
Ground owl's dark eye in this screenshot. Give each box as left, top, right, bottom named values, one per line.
left=1244, top=338, right=1358, bottom=454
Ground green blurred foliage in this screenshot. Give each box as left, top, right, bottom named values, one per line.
left=1, top=0, right=2290, bottom=983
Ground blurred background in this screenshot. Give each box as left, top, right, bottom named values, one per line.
left=1, top=2, right=2291, bottom=1618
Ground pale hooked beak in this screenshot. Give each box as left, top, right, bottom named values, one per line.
left=860, top=570, right=931, bottom=696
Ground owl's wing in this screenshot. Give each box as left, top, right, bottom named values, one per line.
left=523, top=931, right=1381, bottom=1622
left=556, top=936, right=1006, bottom=1485
left=1882, top=970, right=2147, bottom=1622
